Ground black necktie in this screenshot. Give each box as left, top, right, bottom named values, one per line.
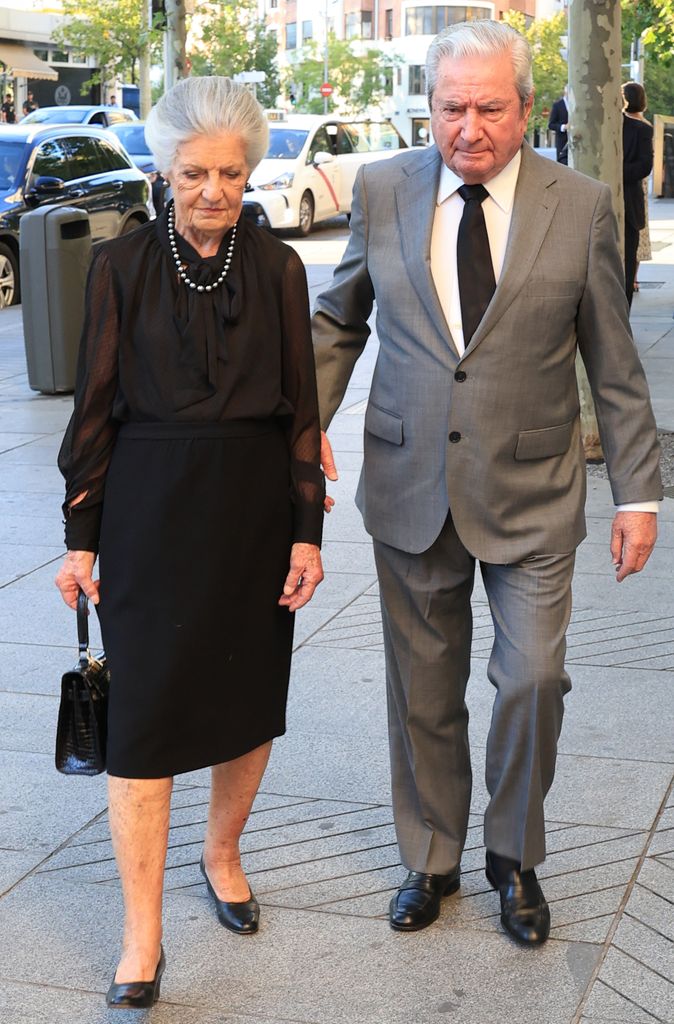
left=457, top=183, right=496, bottom=345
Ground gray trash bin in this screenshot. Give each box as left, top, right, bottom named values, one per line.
left=20, top=206, right=92, bottom=394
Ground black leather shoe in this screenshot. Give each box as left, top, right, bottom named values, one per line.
left=389, top=868, right=461, bottom=932
left=106, top=945, right=165, bottom=1009
left=200, top=855, right=259, bottom=935
left=485, top=850, right=550, bottom=946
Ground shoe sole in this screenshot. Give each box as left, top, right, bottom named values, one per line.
left=389, top=876, right=461, bottom=932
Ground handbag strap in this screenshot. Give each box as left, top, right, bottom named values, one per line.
left=77, top=589, right=91, bottom=665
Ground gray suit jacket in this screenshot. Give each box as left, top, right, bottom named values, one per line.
left=312, top=143, right=662, bottom=562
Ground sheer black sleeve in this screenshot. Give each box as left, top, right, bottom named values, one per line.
left=281, top=250, right=325, bottom=546
left=57, top=248, right=120, bottom=552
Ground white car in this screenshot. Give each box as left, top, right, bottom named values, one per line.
left=243, top=114, right=407, bottom=235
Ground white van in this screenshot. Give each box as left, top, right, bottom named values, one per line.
left=243, top=114, right=408, bottom=235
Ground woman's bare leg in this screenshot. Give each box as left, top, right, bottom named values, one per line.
left=203, top=741, right=272, bottom=900
left=108, top=775, right=173, bottom=982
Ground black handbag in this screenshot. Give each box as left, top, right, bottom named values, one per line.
left=55, top=590, right=110, bottom=776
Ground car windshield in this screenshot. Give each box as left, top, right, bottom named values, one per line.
left=112, top=125, right=150, bottom=154
left=0, top=141, right=26, bottom=190
left=22, top=108, right=87, bottom=125
left=267, top=129, right=309, bottom=159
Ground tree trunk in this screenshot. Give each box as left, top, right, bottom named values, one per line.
left=164, top=0, right=188, bottom=92
left=567, top=0, right=623, bottom=461
left=138, top=0, right=152, bottom=119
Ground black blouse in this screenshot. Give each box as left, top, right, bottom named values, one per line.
left=58, top=206, right=325, bottom=552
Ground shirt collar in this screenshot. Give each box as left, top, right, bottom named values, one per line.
left=437, top=149, right=522, bottom=214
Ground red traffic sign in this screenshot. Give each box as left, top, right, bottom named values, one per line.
left=320, top=82, right=333, bottom=97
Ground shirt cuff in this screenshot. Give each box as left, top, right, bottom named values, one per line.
left=616, top=502, right=659, bottom=514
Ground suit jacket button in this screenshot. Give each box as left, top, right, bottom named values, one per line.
left=449, top=431, right=461, bottom=443
left=454, top=370, right=467, bottom=382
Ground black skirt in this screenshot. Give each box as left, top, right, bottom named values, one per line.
left=97, top=420, right=295, bottom=778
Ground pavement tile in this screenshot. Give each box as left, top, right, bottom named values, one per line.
left=582, top=978, right=661, bottom=1022
left=0, top=748, right=106, bottom=852
left=0, top=515, right=64, bottom=547
left=596, top=946, right=674, bottom=1022
left=0, top=544, right=63, bottom=587
left=612, top=913, right=674, bottom=983
left=545, top=754, right=673, bottom=832
left=0, top=872, right=600, bottom=1024
left=0, top=643, right=71, bottom=696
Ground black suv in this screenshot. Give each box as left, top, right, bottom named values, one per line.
left=0, top=124, right=154, bottom=306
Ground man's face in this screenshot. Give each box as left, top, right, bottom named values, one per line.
left=430, top=52, right=533, bottom=184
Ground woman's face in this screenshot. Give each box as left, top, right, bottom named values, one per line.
left=167, top=132, right=249, bottom=240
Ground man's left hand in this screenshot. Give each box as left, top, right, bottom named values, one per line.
left=610, top=511, right=657, bottom=582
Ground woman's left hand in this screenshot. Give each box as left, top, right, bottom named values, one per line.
left=279, top=543, right=324, bottom=611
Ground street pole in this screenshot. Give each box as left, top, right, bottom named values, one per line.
left=568, top=0, right=623, bottom=460
left=323, top=0, right=329, bottom=115
left=138, top=0, right=153, bottom=119
left=164, top=0, right=188, bottom=92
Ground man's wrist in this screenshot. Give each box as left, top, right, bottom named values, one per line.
left=615, top=502, right=659, bottom=514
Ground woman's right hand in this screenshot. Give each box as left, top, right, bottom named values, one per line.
left=55, top=550, right=99, bottom=609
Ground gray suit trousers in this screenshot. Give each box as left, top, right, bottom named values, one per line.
left=374, top=513, right=575, bottom=873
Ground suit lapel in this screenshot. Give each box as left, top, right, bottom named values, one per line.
left=465, top=145, right=559, bottom=354
left=394, top=149, right=460, bottom=357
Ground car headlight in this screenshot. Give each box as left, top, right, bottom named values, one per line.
left=258, top=172, right=294, bottom=191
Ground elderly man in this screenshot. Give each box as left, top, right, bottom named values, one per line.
left=313, top=20, right=661, bottom=946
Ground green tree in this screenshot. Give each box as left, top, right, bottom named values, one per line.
left=502, top=11, right=568, bottom=131
left=188, top=0, right=280, bottom=110
left=53, top=0, right=163, bottom=93
left=621, top=0, right=674, bottom=116
left=287, top=33, right=400, bottom=116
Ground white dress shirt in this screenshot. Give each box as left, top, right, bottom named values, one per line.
left=430, top=152, right=658, bottom=516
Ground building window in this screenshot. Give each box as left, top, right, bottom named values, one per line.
left=408, top=65, right=427, bottom=96
left=270, top=0, right=278, bottom=8
left=385, top=8, right=393, bottom=39
left=286, top=22, right=297, bottom=49
left=302, top=20, right=313, bottom=42
left=383, top=66, right=394, bottom=96
left=405, top=6, right=491, bottom=35
left=346, top=11, right=373, bottom=39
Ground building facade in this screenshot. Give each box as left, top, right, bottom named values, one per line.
left=257, top=0, right=539, bottom=144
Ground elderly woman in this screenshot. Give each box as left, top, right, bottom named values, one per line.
left=55, top=77, right=325, bottom=1009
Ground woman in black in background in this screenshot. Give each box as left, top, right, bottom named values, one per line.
left=55, top=76, right=325, bottom=1009
left=622, top=81, right=654, bottom=308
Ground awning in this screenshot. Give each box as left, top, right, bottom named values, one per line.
left=0, top=43, right=58, bottom=82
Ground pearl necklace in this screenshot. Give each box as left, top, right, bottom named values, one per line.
left=167, top=202, right=237, bottom=293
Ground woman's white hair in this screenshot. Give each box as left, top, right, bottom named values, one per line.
left=426, top=20, right=534, bottom=110
left=145, top=76, right=269, bottom=175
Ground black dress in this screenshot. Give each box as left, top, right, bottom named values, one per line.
left=58, top=206, right=325, bottom=778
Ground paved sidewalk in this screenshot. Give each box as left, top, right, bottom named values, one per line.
left=0, top=202, right=672, bottom=1024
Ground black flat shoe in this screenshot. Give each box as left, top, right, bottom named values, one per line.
left=106, top=945, right=165, bottom=1009
left=200, top=855, right=259, bottom=935
left=485, top=850, right=550, bottom=946
left=389, top=868, right=461, bottom=932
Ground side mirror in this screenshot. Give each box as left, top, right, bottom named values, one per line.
left=313, top=150, right=334, bottom=166
left=25, top=176, right=66, bottom=202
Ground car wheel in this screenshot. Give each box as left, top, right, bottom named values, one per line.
left=295, top=191, right=314, bottom=237
left=119, top=216, right=144, bottom=235
left=0, top=243, right=19, bottom=308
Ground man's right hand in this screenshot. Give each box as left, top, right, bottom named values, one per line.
left=321, top=430, right=338, bottom=513
left=55, top=550, right=99, bottom=609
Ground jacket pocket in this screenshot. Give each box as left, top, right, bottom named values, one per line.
left=365, top=402, right=404, bottom=446
left=515, top=419, right=574, bottom=460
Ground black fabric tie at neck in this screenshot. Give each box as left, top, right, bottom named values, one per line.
left=457, top=183, right=496, bottom=345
